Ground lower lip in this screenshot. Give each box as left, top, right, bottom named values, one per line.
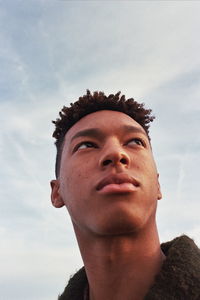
left=98, top=183, right=138, bottom=195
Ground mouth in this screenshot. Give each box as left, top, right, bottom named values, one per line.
left=96, top=173, right=140, bottom=193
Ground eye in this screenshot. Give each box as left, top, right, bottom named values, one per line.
left=75, top=141, right=97, bottom=151
left=127, top=138, right=145, bottom=147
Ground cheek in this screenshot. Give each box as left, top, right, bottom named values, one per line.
left=134, top=156, right=158, bottom=184
left=141, top=154, right=157, bottom=172
left=60, top=166, right=90, bottom=201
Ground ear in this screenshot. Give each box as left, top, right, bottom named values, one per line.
left=157, top=174, right=162, bottom=200
left=50, top=180, right=65, bottom=208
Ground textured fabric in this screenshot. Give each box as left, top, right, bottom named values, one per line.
left=58, top=235, right=200, bottom=300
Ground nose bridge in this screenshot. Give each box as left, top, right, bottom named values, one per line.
left=99, top=137, right=130, bottom=167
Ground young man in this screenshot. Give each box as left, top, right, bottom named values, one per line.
left=51, top=91, right=200, bottom=300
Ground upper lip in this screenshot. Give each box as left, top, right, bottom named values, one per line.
left=96, top=174, right=140, bottom=191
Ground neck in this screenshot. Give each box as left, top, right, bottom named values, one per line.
left=74, top=225, right=165, bottom=300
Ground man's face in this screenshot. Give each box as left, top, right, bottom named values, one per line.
left=51, top=110, right=162, bottom=237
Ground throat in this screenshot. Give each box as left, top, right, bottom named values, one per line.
left=84, top=242, right=165, bottom=300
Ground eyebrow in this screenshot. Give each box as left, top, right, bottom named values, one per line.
left=122, top=125, right=146, bottom=136
left=70, top=128, right=105, bottom=143
left=70, top=125, right=147, bottom=143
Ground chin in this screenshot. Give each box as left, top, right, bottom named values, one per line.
left=91, top=211, right=147, bottom=237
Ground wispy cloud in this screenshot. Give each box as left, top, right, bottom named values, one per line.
left=1, top=1, right=200, bottom=299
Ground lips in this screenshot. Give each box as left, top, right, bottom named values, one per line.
left=96, top=174, right=140, bottom=191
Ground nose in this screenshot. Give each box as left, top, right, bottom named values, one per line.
left=99, top=139, right=130, bottom=168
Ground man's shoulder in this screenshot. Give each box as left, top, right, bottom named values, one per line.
left=146, top=235, right=200, bottom=299
left=58, top=235, right=200, bottom=300
left=58, top=267, right=87, bottom=300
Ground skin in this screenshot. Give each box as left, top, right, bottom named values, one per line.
left=51, top=110, right=164, bottom=300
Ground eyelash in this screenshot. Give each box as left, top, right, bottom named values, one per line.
left=74, top=138, right=145, bottom=153
left=74, top=141, right=97, bottom=152
left=127, top=138, right=145, bottom=147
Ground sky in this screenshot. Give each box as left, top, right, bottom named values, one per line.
left=0, top=1, right=200, bottom=299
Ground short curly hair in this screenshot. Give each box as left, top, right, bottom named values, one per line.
left=52, top=90, right=155, bottom=178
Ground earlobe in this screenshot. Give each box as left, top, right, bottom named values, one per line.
left=157, top=174, right=162, bottom=200
left=50, top=180, right=65, bottom=208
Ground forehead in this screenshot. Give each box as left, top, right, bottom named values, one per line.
left=65, top=110, right=147, bottom=142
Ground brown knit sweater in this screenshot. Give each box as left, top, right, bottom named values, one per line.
left=58, top=235, right=200, bottom=300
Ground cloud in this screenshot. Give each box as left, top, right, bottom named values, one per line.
left=0, top=228, right=82, bottom=300
left=1, top=1, right=200, bottom=299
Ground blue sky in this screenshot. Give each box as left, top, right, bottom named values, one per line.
left=1, top=1, right=200, bottom=299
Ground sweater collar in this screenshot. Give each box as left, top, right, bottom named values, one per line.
left=145, top=235, right=200, bottom=299
left=58, top=235, right=200, bottom=300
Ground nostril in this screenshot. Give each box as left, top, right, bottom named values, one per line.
left=103, top=159, right=112, bottom=166
left=120, top=158, right=127, bottom=164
